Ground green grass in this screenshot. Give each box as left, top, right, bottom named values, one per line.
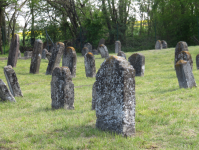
left=1, top=47, right=199, bottom=149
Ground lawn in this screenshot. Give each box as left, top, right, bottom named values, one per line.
left=0, top=46, right=199, bottom=149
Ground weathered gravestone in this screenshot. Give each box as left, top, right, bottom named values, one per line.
left=162, top=40, right=167, bottom=49
left=175, top=60, right=196, bottom=88
left=115, top=41, right=121, bottom=53
left=42, top=49, right=48, bottom=59
left=4, top=65, right=23, bottom=97
left=95, top=56, right=136, bottom=137
left=7, top=34, right=19, bottom=67
left=155, top=40, right=162, bottom=49
left=82, top=47, right=89, bottom=56
left=117, top=51, right=126, bottom=59
left=84, top=52, right=96, bottom=77
left=128, top=53, right=145, bottom=76
left=97, top=38, right=105, bottom=52
left=196, top=54, right=199, bottom=70
left=62, top=47, right=77, bottom=78
left=46, top=42, right=64, bottom=75
left=24, top=51, right=32, bottom=58
left=84, top=43, right=92, bottom=52
left=99, top=44, right=109, bottom=58
left=30, top=40, right=43, bottom=74
left=175, top=41, right=188, bottom=66
left=92, top=49, right=98, bottom=55
left=51, top=66, right=74, bottom=109
left=177, top=51, right=193, bottom=69
left=18, top=50, right=21, bottom=58
left=92, top=82, right=96, bottom=110
left=46, top=52, right=52, bottom=61
left=0, top=79, right=16, bottom=102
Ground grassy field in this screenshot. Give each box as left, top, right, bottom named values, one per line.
left=1, top=46, right=199, bottom=149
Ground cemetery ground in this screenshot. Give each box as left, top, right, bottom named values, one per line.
left=1, top=46, right=199, bottom=149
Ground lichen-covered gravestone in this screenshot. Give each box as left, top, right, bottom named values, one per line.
left=92, top=82, right=96, bottom=110
left=97, top=38, right=105, bottom=52
left=92, top=49, right=98, bottom=55
left=84, top=43, right=92, bottom=52
left=24, top=51, right=32, bottom=58
left=82, top=47, right=89, bottom=56
left=128, top=53, right=145, bottom=76
left=0, top=79, right=16, bottom=102
left=51, top=67, right=74, bottom=109
left=117, top=51, right=126, bottom=59
left=95, top=56, right=136, bottom=137
left=196, top=54, right=199, bottom=70
left=155, top=40, right=162, bottom=49
left=62, top=47, right=77, bottom=78
left=46, top=42, right=64, bottom=75
left=175, top=41, right=188, bottom=66
left=84, top=52, right=96, bottom=77
left=30, top=40, right=43, bottom=74
left=42, top=49, right=48, bottom=59
left=7, top=34, right=19, bottom=67
left=115, top=41, right=121, bottom=53
left=175, top=60, right=196, bottom=88
left=99, top=44, right=109, bottom=58
left=162, top=40, right=167, bottom=49
left=4, top=65, right=23, bottom=97
left=177, top=51, right=193, bottom=69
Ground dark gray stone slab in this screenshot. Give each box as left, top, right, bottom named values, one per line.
left=155, top=40, right=162, bottom=49
left=46, top=42, right=64, bottom=75
left=24, top=51, right=32, bottom=58
left=115, top=41, right=121, bottom=53
left=4, top=65, right=23, bottom=97
left=175, top=60, right=196, bottom=88
left=0, top=79, right=16, bottom=102
left=162, top=40, right=167, bottom=49
left=92, top=49, right=98, bottom=55
left=92, top=82, right=96, bottom=110
left=51, top=67, right=74, bottom=109
left=117, top=51, right=126, bottom=59
left=177, top=51, right=193, bottom=69
left=7, top=34, right=19, bottom=67
left=42, top=49, right=48, bottom=59
left=128, top=53, right=145, bottom=76
left=62, top=47, right=77, bottom=78
left=175, top=41, right=188, bottom=66
left=84, top=52, right=96, bottom=77
left=82, top=47, right=89, bottom=56
left=99, top=44, right=109, bottom=58
left=84, top=43, right=92, bottom=52
left=95, top=56, right=136, bottom=137
left=196, top=54, right=199, bottom=70
left=30, top=40, right=43, bottom=74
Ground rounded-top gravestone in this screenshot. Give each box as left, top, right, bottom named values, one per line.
left=117, top=51, right=126, bottom=59
left=82, top=47, right=89, bottom=56
left=175, top=41, right=188, bottom=67
left=84, top=43, right=92, bottom=52
left=155, top=40, right=162, bottom=49
left=115, top=41, right=121, bottom=53
left=99, top=44, right=109, bottom=58
left=84, top=52, right=96, bottom=77
left=162, top=40, right=167, bottom=49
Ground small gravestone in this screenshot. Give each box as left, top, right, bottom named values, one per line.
left=84, top=43, right=92, bottom=52
left=18, top=50, right=21, bottom=58
left=128, top=53, right=145, bottom=76
left=162, top=40, right=167, bottom=49
left=177, top=51, right=193, bottom=69
left=30, top=40, right=43, bottom=74
left=92, top=82, right=96, bottom=110
left=0, top=79, right=16, bottom=102
left=46, top=42, right=65, bottom=75
left=4, top=65, right=23, bottom=97
left=84, top=52, right=96, bottom=77
left=7, top=34, right=19, bottom=67
left=117, top=51, right=126, bottom=59
left=24, top=51, right=32, bottom=58
left=42, top=49, right=48, bottom=59
left=62, top=47, right=77, bottom=78
left=175, top=41, right=188, bottom=66
left=99, top=44, right=109, bottom=58
left=155, top=40, right=162, bottom=49
left=95, top=56, right=136, bottom=137
left=115, top=41, right=121, bottom=53
left=46, top=52, right=52, bottom=61
left=97, top=38, right=105, bottom=52
left=51, top=67, right=74, bottom=109
left=196, top=54, right=199, bottom=70
left=175, top=60, right=196, bottom=88
left=92, top=49, right=98, bottom=55
left=82, top=47, right=89, bottom=56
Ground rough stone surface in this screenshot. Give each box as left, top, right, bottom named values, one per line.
left=175, top=60, right=196, bottom=88
left=51, top=67, right=74, bottom=109
left=4, top=65, right=23, bottom=97
left=162, top=40, right=167, bottom=49
left=84, top=43, right=92, bottom=52
left=30, top=40, right=43, bottom=74
left=155, top=40, right=162, bottom=49
left=128, top=53, right=145, bottom=76
left=24, top=51, right=32, bottom=58
left=92, top=49, right=98, bottom=55
left=97, top=38, right=105, bottom=52
left=0, top=79, right=16, bottom=102
left=177, top=51, right=193, bottom=69
left=92, top=82, right=96, bottom=110
left=196, top=54, right=199, bottom=70
left=99, top=44, right=109, bottom=58
left=18, top=50, right=21, bottom=58
left=115, top=41, right=121, bottom=53
left=175, top=41, right=188, bottom=66
left=42, top=49, right=48, bottom=59
left=117, top=51, right=126, bottom=59
left=62, top=47, right=77, bottom=78
left=84, top=52, right=96, bottom=77
left=82, top=47, right=89, bottom=56
left=7, top=34, right=19, bottom=67
left=46, top=52, right=52, bottom=61
left=46, top=42, right=65, bottom=75
left=95, top=56, right=136, bottom=137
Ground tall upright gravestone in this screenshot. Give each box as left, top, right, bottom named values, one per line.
left=196, top=54, right=199, bottom=70
left=97, top=38, right=105, bottom=52
left=115, top=41, right=121, bottom=53
left=162, top=40, right=167, bottom=49
left=51, top=67, right=74, bottom=109
left=99, top=44, right=109, bottom=58
left=155, top=40, right=162, bottom=49
left=84, top=43, right=92, bottom=52
left=128, top=53, right=145, bottom=76
left=175, top=41, right=188, bottom=67
left=4, top=65, right=23, bottom=97
left=42, top=49, right=48, bottom=59
left=84, top=52, right=96, bottom=77
left=95, top=56, right=136, bottom=137
left=62, top=47, right=77, bottom=78
left=7, top=34, right=19, bottom=67
left=46, top=42, right=64, bottom=75
left=92, top=82, right=96, bottom=110
left=177, top=51, right=193, bottom=69
left=30, top=40, right=43, bottom=74
left=82, top=47, right=89, bottom=56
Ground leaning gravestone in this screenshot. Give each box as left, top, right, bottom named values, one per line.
left=128, top=53, right=145, bottom=76
left=99, top=44, right=109, bottom=58
left=155, top=40, right=162, bottom=49
left=115, top=41, right=121, bottom=53
left=84, top=52, right=96, bottom=77
left=95, top=56, right=136, bottom=137
left=117, top=51, right=126, bottom=59
left=24, top=51, right=32, bottom=58
left=62, top=47, right=77, bottom=78
left=175, top=41, right=188, bottom=66
left=30, top=40, right=43, bottom=74
left=92, top=49, right=98, bottom=55
left=162, top=40, right=167, bottom=49
left=42, top=49, right=48, bottom=59
left=7, top=34, right=19, bottom=67
left=0, top=79, right=16, bottom=102
left=97, top=38, right=105, bottom=52
left=177, top=51, right=193, bottom=69
left=51, top=67, right=74, bottom=109
left=46, top=42, right=65, bottom=75
left=196, top=54, right=199, bottom=70
left=82, top=47, right=89, bottom=56
left=4, top=65, right=23, bottom=97
left=92, top=82, right=96, bottom=110
left=84, top=43, right=92, bottom=52
left=175, top=60, right=196, bottom=88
